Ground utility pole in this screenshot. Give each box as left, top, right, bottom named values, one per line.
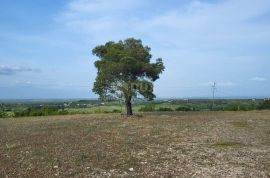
left=211, top=82, right=217, bottom=111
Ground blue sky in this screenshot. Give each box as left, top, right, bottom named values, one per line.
left=0, top=0, right=269, bottom=99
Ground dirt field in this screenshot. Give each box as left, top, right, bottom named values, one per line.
left=0, top=111, right=269, bottom=177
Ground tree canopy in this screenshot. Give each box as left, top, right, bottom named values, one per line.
left=92, top=38, right=165, bottom=116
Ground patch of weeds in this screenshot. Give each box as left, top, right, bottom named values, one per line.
left=135, top=114, right=143, bottom=118
left=150, top=128, right=162, bottom=136
left=5, top=143, right=20, bottom=150
left=185, top=124, right=193, bottom=129
left=213, top=141, right=242, bottom=148
left=76, top=153, right=88, bottom=163
left=229, top=121, right=249, bottom=128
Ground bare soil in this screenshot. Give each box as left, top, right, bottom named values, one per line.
left=0, top=111, right=269, bottom=177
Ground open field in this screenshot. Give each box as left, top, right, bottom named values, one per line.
left=0, top=111, right=270, bottom=177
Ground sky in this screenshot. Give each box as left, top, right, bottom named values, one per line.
left=0, top=0, right=269, bottom=99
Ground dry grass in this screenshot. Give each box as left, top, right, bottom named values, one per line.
left=0, top=111, right=270, bottom=177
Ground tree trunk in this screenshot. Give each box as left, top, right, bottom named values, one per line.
left=125, top=100, right=133, bottom=117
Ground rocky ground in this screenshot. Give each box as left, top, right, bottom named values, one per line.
left=0, top=111, right=269, bottom=177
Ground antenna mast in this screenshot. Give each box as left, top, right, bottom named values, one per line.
left=211, top=82, right=217, bottom=110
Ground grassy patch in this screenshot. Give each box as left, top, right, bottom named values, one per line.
left=229, top=121, right=249, bottom=128
left=213, top=141, right=243, bottom=148
left=5, top=143, right=21, bottom=150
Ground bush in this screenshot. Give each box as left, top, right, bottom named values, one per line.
left=58, top=110, right=69, bottom=115
left=139, top=104, right=155, bottom=112
left=224, top=101, right=257, bottom=111
left=0, top=112, right=6, bottom=118
left=94, top=109, right=104, bottom=114
left=175, top=106, right=192, bottom=111
left=14, top=106, right=66, bottom=117
left=157, top=107, right=173, bottom=112
left=247, top=102, right=257, bottom=110
left=212, top=105, right=224, bottom=111
left=112, top=109, right=121, bottom=113
left=257, top=100, right=270, bottom=110
left=224, top=102, right=240, bottom=111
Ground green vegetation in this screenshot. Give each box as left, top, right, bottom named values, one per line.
left=14, top=106, right=68, bottom=117
left=223, top=101, right=256, bottom=111
left=175, top=106, right=193, bottom=111
left=92, top=38, right=165, bottom=116
left=0, top=98, right=269, bottom=118
left=257, top=100, right=270, bottom=110
left=138, top=104, right=155, bottom=112
left=157, top=107, right=173, bottom=112
left=0, top=111, right=6, bottom=118
left=229, top=121, right=249, bottom=128
left=213, top=141, right=243, bottom=148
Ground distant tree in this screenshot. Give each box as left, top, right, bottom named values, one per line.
left=92, top=38, right=165, bottom=116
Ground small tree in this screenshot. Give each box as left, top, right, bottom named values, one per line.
left=92, top=38, right=165, bottom=116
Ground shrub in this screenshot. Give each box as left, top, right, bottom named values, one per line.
left=224, top=102, right=240, bottom=111
left=257, top=100, right=270, bottom=110
left=157, top=107, right=173, bottom=112
left=14, top=106, right=66, bottom=117
left=247, top=102, right=257, bottom=110
left=139, top=104, right=155, bottom=112
left=213, top=105, right=224, bottom=111
left=58, top=110, right=69, bottom=115
left=0, top=112, right=6, bottom=118
left=112, top=109, right=121, bottom=113
left=224, top=101, right=257, bottom=111
left=175, top=106, right=192, bottom=111
left=94, top=109, right=104, bottom=114
left=93, top=109, right=121, bottom=114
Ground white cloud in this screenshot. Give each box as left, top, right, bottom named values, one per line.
left=2, top=0, right=265, bottom=98
left=57, top=0, right=145, bottom=41
left=15, top=80, right=32, bottom=85
left=0, top=65, right=39, bottom=76
left=250, top=77, right=267, bottom=81
left=66, top=0, right=141, bottom=14
left=58, top=0, right=270, bottom=48
left=53, top=0, right=270, bottom=98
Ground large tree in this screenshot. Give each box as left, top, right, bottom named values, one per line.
left=92, top=38, right=165, bottom=116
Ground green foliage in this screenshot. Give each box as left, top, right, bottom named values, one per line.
left=94, top=109, right=104, bottom=114
left=0, top=112, right=6, bottom=118
left=139, top=104, right=155, bottom=112
left=92, top=38, right=165, bottom=115
left=212, top=105, right=224, bottom=111
left=14, top=106, right=66, bottom=117
left=224, top=101, right=257, bottom=111
left=58, top=110, right=69, bottom=115
left=0, top=99, right=265, bottom=118
left=257, top=100, right=270, bottom=110
left=213, top=141, right=242, bottom=148
left=224, top=102, right=242, bottom=111
left=175, top=106, right=193, bottom=111
left=112, top=109, right=121, bottom=113
left=94, top=108, right=122, bottom=114
left=157, top=107, right=173, bottom=112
